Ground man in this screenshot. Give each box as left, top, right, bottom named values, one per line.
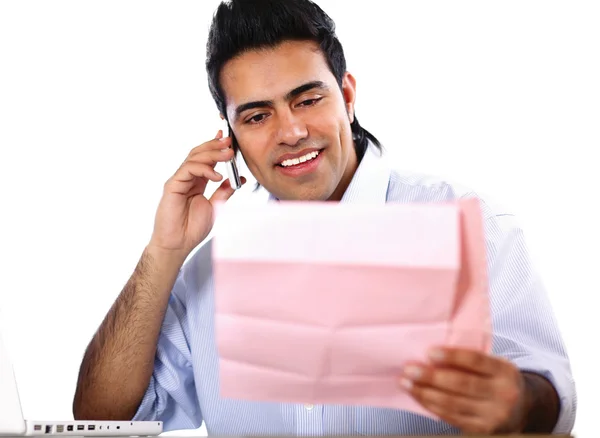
left=72, top=0, right=576, bottom=435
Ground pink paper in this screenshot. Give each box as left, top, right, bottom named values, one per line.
left=211, top=198, right=491, bottom=417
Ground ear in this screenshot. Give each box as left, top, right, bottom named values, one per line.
left=341, top=72, right=357, bottom=124
left=219, top=113, right=225, bottom=120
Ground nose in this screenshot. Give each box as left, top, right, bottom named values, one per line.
left=275, top=109, right=308, bottom=147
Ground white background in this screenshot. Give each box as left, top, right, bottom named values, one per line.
left=0, top=1, right=598, bottom=436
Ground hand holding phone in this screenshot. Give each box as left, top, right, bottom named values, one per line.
left=148, top=129, right=241, bottom=260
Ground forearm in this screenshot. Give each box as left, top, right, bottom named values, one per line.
left=519, top=371, right=560, bottom=433
left=72, top=245, right=185, bottom=420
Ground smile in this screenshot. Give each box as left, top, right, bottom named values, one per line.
left=275, top=149, right=324, bottom=177
left=279, top=150, right=320, bottom=167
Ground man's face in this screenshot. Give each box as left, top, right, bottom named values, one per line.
left=220, top=40, right=358, bottom=201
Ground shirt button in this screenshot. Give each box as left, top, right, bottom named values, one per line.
left=304, top=403, right=314, bottom=410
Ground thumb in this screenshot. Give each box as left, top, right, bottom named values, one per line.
left=209, top=176, right=247, bottom=204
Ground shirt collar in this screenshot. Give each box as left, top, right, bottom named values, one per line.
left=267, top=140, right=391, bottom=204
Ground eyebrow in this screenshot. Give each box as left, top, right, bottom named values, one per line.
left=233, top=80, right=329, bottom=122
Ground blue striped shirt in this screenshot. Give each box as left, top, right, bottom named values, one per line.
left=132, top=143, right=576, bottom=435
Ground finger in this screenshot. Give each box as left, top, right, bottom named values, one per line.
left=402, top=380, right=484, bottom=419
left=400, top=362, right=494, bottom=398
left=186, top=145, right=235, bottom=167
left=427, top=347, right=503, bottom=376
left=167, top=162, right=224, bottom=195
left=209, top=176, right=247, bottom=204
left=178, top=147, right=235, bottom=175
left=188, top=136, right=233, bottom=157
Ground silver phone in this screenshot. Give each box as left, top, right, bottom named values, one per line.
left=226, top=124, right=242, bottom=190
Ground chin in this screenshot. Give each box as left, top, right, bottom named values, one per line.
left=264, top=172, right=338, bottom=201
left=288, top=186, right=336, bottom=202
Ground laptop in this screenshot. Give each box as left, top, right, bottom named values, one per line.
left=0, top=327, right=163, bottom=437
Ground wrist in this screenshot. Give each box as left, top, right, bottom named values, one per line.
left=515, top=371, right=534, bottom=432
left=495, top=371, right=529, bottom=434
left=144, top=243, right=188, bottom=271
left=513, top=371, right=560, bottom=434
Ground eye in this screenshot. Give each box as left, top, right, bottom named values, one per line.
left=298, top=97, right=323, bottom=107
left=245, top=113, right=268, bottom=124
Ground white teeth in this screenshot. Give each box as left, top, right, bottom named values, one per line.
left=280, top=150, right=319, bottom=167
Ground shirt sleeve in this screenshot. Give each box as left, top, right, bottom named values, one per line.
left=485, top=212, right=576, bottom=434
left=131, top=268, right=202, bottom=432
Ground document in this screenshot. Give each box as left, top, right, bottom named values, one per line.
left=211, top=198, right=491, bottom=417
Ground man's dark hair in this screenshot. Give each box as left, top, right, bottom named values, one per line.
left=205, top=0, right=382, bottom=163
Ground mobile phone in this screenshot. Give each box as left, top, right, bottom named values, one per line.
left=225, top=124, right=242, bottom=190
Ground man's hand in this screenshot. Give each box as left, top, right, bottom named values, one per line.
left=399, top=347, right=528, bottom=434
left=149, top=130, right=246, bottom=259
